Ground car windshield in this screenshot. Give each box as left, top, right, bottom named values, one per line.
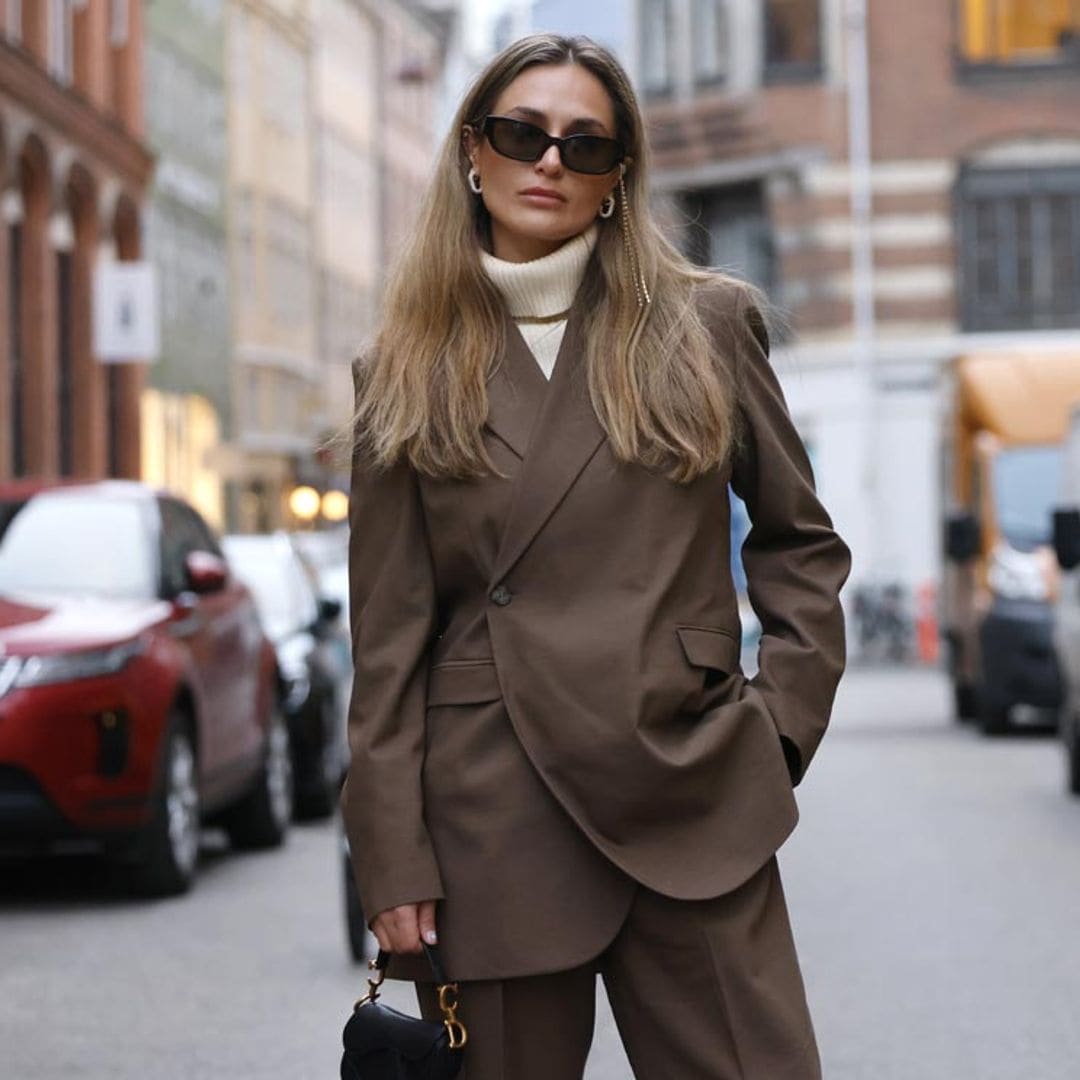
left=991, top=445, right=1062, bottom=550
left=0, top=494, right=156, bottom=599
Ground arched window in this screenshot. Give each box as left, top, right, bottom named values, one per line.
left=47, top=0, right=75, bottom=84
left=109, top=0, right=128, bottom=47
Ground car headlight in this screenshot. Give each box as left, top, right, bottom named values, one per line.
left=12, top=638, right=147, bottom=690
left=987, top=542, right=1051, bottom=603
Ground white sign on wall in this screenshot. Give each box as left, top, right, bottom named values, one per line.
left=93, top=260, right=160, bottom=363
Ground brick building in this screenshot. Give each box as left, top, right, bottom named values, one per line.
left=532, top=0, right=1080, bottom=607
left=0, top=1, right=153, bottom=484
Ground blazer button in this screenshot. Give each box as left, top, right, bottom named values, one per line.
left=490, top=584, right=512, bottom=606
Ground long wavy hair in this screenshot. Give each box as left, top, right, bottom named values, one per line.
left=352, top=33, right=746, bottom=484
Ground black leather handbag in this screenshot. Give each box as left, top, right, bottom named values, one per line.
left=340, top=943, right=467, bottom=1080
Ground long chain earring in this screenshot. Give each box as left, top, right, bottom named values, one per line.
left=618, top=173, right=651, bottom=310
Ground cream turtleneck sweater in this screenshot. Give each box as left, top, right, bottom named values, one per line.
left=480, top=224, right=598, bottom=380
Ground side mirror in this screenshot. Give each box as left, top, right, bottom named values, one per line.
left=944, top=511, right=980, bottom=562
left=1053, top=508, right=1080, bottom=571
left=318, top=596, right=344, bottom=623
left=184, top=551, right=229, bottom=594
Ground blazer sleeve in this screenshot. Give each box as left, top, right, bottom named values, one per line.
left=339, top=361, right=445, bottom=921
left=725, top=292, right=853, bottom=785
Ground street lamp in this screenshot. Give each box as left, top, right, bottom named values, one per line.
left=288, top=485, right=321, bottom=524
left=321, top=490, right=348, bottom=523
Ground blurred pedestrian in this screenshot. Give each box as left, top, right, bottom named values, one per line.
left=342, top=32, right=851, bottom=1079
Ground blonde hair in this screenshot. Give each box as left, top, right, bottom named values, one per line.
left=352, top=33, right=747, bottom=484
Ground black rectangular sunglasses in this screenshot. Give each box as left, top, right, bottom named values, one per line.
left=480, top=115, right=626, bottom=175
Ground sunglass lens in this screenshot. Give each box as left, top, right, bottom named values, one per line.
left=563, top=136, right=621, bottom=175
left=489, top=119, right=546, bottom=162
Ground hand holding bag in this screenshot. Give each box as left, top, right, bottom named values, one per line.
left=340, top=942, right=468, bottom=1080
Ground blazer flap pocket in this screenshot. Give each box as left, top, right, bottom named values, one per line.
left=427, top=660, right=502, bottom=706
left=676, top=626, right=741, bottom=675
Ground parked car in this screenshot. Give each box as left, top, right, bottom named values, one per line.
left=290, top=527, right=350, bottom=631
left=221, top=533, right=351, bottom=819
left=1052, top=404, right=1080, bottom=793
left=0, top=481, right=292, bottom=895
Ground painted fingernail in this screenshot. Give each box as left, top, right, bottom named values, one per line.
left=423, top=930, right=437, bottom=944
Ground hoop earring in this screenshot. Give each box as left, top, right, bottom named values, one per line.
left=617, top=174, right=651, bottom=309
left=468, top=168, right=482, bottom=195
left=598, top=194, right=615, bottom=219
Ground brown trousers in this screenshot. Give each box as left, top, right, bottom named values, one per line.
left=416, top=855, right=821, bottom=1079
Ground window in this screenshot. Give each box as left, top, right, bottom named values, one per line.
left=109, top=0, right=128, bottom=47
left=9, top=223, right=23, bottom=477
left=640, top=0, right=673, bottom=96
left=958, top=0, right=1080, bottom=67
left=265, top=198, right=312, bottom=329
left=0, top=494, right=155, bottom=600
left=107, top=365, right=121, bottom=477
left=158, top=497, right=221, bottom=597
left=229, top=6, right=250, bottom=99
left=763, top=0, right=822, bottom=83
left=5, top=0, right=20, bottom=42
left=57, top=249, right=73, bottom=475
left=992, top=446, right=1063, bottom=548
left=957, top=165, right=1080, bottom=331
left=233, top=188, right=257, bottom=304
left=261, top=27, right=305, bottom=135
left=692, top=0, right=728, bottom=86
left=684, top=182, right=778, bottom=296
left=47, top=0, right=74, bottom=83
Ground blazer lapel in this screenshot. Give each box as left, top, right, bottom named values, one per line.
left=483, top=307, right=549, bottom=459
left=489, top=294, right=606, bottom=587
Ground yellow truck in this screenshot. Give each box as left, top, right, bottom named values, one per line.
left=942, top=352, right=1080, bottom=733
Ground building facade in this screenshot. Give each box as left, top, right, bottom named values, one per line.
left=310, top=0, right=380, bottom=456
left=0, top=0, right=152, bottom=484
left=143, top=0, right=230, bottom=528
left=378, top=1, right=445, bottom=271
left=532, top=0, right=1080, bottom=631
left=225, top=0, right=320, bottom=532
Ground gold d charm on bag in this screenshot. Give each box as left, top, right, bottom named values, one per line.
left=437, top=982, right=468, bottom=1049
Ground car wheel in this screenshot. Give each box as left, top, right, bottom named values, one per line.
left=1065, top=714, right=1080, bottom=796
left=129, top=715, right=201, bottom=897
left=979, top=694, right=1010, bottom=736
left=295, top=695, right=341, bottom=821
left=223, top=705, right=293, bottom=850
left=954, top=681, right=978, bottom=723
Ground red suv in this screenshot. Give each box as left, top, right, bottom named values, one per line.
left=0, top=481, right=293, bottom=895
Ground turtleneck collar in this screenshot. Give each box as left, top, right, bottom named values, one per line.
left=480, top=224, right=598, bottom=320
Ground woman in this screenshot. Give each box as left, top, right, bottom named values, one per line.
left=342, top=33, right=851, bottom=1080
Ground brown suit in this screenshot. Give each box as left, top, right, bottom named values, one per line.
left=341, top=275, right=851, bottom=988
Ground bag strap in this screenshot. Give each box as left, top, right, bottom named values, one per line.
left=357, top=944, right=468, bottom=1050
left=372, top=942, right=448, bottom=983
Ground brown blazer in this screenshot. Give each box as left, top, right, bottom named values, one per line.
left=341, top=275, right=852, bottom=981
